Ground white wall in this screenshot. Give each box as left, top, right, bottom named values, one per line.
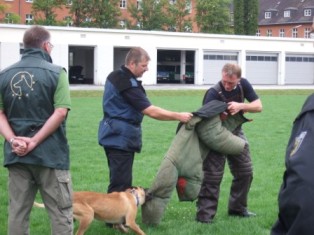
left=1, top=24, right=314, bottom=85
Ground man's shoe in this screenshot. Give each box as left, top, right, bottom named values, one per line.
left=196, top=218, right=213, bottom=224
left=228, top=209, right=256, bottom=217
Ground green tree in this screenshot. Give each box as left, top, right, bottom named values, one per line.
left=234, top=0, right=258, bottom=35
left=70, top=0, right=120, bottom=28
left=127, top=0, right=169, bottom=30
left=195, top=0, right=232, bottom=34
left=233, top=0, right=244, bottom=34
left=244, top=0, right=258, bottom=35
left=32, top=0, right=66, bottom=25
left=93, top=0, right=121, bottom=28
left=0, top=4, right=20, bottom=23
left=167, top=0, right=192, bottom=32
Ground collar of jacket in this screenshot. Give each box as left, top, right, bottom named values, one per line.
left=22, top=48, right=53, bottom=63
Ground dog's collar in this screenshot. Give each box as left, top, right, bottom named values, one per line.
left=130, top=189, right=140, bottom=207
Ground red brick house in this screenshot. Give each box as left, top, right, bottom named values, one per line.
left=258, top=0, right=314, bottom=38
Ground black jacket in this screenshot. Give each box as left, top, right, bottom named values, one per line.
left=271, top=93, right=314, bottom=235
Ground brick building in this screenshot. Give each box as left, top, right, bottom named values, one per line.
left=1, top=0, right=313, bottom=37
left=258, top=0, right=314, bottom=38
left=0, top=0, right=199, bottom=31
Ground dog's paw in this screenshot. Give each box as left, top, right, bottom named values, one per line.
left=113, top=224, right=129, bottom=233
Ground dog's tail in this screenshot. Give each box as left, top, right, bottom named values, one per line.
left=33, top=202, right=45, bottom=208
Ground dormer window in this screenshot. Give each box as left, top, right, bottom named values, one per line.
left=304, top=9, right=311, bottom=16
left=265, top=12, right=271, bottom=19
left=284, top=10, right=291, bottom=17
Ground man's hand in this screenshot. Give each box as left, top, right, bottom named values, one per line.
left=227, top=101, right=243, bottom=115
left=11, top=138, right=27, bottom=156
left=178, top=112, right=193, bottom=123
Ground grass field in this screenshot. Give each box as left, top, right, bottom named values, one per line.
left=0, top=89, right=313, bottom=235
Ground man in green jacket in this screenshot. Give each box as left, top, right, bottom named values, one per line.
left=0, top=26, right=73, bottom=235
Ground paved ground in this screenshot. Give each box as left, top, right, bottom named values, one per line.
left=70, top=84, right=314, bottom=91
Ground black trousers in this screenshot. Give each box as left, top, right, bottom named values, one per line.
left=104, top=148, right=135, bottom=193
left=196, top=129, right=253, bottom=222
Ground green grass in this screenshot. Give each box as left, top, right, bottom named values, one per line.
left=0, top=89, right=313, bottom=235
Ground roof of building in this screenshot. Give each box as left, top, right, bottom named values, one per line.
left=259, top=0, right=314, bottom=25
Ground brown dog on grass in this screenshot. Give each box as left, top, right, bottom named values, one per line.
left=34, top=187, right=147, bottom=235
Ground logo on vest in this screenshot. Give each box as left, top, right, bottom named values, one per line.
left=290, top=131, right=307, bottom=157
left=10, top=71, right=35, bottom=98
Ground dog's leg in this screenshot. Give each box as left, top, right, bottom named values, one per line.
left=74, top=211, right=94, bottom=235
left=125, top=213, right=146, bottom=235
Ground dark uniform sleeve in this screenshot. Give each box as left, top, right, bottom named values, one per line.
left=121, top=87, right=152, bottom=112
left=203, top=88, right=220, bottom=104
left=241, top=79, right=259, bottom=102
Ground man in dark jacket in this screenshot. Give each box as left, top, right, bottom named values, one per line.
left=0, top=26, right=73, bottom=235
left=98, top=47, right=193, bottom=194
left=271, top=93, right=314, bottom=235
left=196, top=63, right=262, bottom=223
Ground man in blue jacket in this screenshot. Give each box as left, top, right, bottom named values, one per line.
left=98, top=47, right=193, bottom=193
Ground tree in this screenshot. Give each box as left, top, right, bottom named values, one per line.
left=70, top=0, right=120, bottom=28
left=244, top=0, right=258, bottom=35
left=0, top=4, right=20, bottom=23
left=127, top=0, right=169, bottom=30
left=195, top=0, right=232, bottom=34
left=93, top=0, right=121, bottom=28
left=32, top=0, right=66, bottom=25
left=167, top=0, right=193, bottom=32
left=234, top=0, right=258, bottom=35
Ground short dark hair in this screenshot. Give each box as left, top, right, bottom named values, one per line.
left=23, top=25, right=51, bottom=49
left=125, top=47, right=150, bottom=65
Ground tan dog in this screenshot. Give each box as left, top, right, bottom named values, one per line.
left=34, top=187, right=147, bottom=235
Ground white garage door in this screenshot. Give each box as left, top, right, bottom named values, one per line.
left=203, top=51, right=238, bottom=84
left=246, top=53, right=278, bottom=85
left=285, top=54, right=314, bottom=84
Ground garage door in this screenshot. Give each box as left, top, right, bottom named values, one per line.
left=285, top=54, right=314, bottom=85
left=246, top=53, right=278, bottom=85
left=203, top=51, right=238, bottom=84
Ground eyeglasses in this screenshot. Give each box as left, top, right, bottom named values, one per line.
left=46, top=41, right=54, bottom=49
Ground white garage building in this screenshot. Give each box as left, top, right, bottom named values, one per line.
left=0, top=24, right=313, bottom=86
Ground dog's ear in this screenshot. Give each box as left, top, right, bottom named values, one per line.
left=144, top=188, right=153, bottom=202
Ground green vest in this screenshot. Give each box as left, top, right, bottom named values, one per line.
left=0, top=48, right=70, bottom=170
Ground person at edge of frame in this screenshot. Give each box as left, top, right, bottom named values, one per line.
left=0, top=25, right=73, bottom=235
left=271, top=93, right=314, bottom=235
left=196, top=62, right=263, bottom=223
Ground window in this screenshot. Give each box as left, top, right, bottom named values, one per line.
left=279, top=28, right=285, bottom=37
left=265, top=12, right=271, bottom=19
left=267, top=29, right=272, bottom=37
left=304, top=27, right=311, bottom=38
left=186, top=0, right=192, bottom=14
left=304, top=9, right=311, bottom=16
left=292, top=28, right=298, bottom=38
left=25, top=14, right=33, bottom=24
left=120, top=0, right=127, bottom=8
left=64, top=16, right=72, bottom=26
left=25, top=0, right=33, bottom=2
left=5, top=13, right=13, bottom=23
left=256, top=29, right=260, bottom=36
left=137, top=0, right=142, bottom=9
left=120, top=20, right=126, bottom=28
left=284, top=10, right=290, bottom=17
